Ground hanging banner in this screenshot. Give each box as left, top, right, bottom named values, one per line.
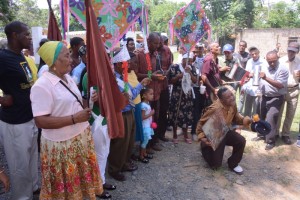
left=69, top=0, right=144, bottom=50
left=169, top=0, right=211, bottom=52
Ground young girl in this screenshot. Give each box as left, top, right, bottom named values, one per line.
left=140, top=88, right=155, bottom=163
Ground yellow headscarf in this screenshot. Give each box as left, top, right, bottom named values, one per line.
left=38, top=41, right=64, bottom=67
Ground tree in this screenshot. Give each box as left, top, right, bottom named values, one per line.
left=0, top=0, right=18, bottom=37
left=201, top=0, right=255, bottom=42
left=0, top=0, right=17, bottom=26
left=14, top=0, right=48, bottom=28
left=253, top=1, right=300, bottom=28
left=69, top=14, right=85, bottom=31
left=146, top=0, right=185, bottom=33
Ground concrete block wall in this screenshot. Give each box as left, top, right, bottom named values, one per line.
left=235, top=28, right=300, bottom=59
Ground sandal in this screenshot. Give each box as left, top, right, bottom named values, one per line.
left=96, top=191, right=112, bottom=199
left=103, top=183, right=116, bottom=190
left=138, top=157, right=149, bottom=163
left=172, top=138, right=178, bottom=144
left=144, top=154, right=153, bottom=159
left=185, top=138, right=192, bottom=144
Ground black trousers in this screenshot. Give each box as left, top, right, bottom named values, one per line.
left=201, top=130, right=246, bottom=169
left=191, top=87, right=207, bottom=135
left=150, top=88, right=169, bottom=140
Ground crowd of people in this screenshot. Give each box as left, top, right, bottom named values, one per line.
left=0, top=20, right=299, bottom=199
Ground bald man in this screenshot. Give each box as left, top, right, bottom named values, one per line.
left=201, top=42, right=222, bottom=104
left=136, top=32, right=164, bottom=151
left=259, top=51, right=289, bottom=150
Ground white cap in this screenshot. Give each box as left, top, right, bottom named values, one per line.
left=112, top=45, right=130, bottom=63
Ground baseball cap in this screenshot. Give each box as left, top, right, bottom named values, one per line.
left=222, top=44, right=233, bottom=53
left=287, top=42, right=300, bottom=53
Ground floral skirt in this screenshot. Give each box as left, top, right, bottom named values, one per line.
left=168, top=85, right=194, bottom=128
left=40, top=127, right=103, bottom=200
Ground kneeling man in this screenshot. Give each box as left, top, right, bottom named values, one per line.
left=196, top=87, right=252, bottom=175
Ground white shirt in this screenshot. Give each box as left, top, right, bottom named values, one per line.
left=243, top=57, right=268, bottom=96
left=141, top=102, right=152, bottom=128
left=30, top=72, right=89, bottom=142
left=279, top=55, right=300, bottom=87
left=37, top=64, right=49, bottom=78
left=260, top=63, right=289, bottom=97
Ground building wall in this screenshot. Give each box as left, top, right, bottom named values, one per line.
left=235, top=28, right=300, bottom=58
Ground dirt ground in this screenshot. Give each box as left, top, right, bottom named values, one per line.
left=106, top=130, right=300, bottom=200
left=1, top=129, right=300, bottom=200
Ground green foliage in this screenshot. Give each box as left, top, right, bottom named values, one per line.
left=1, top=0, right=299, bottom=40
left=201, top=0, right=255, bottom=41
left=14, top=0, right=48, bottom=27
left=69, top=14, right=85, bottom=31
left=146, top=0, right=185, bottom=33
left=254, top=1, right=300, bottom=28
left=0, top=0, right=48, bottom=34
left=0, top=0, right=17, bottom=26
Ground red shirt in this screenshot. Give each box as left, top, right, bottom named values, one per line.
left=201, top=53, right=222, bottom=93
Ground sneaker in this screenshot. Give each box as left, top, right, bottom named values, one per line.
left=232, top=165, right=243, bottom=175
left=265, top=143, right=275, bottom=150
left=192, top=134, right=198, bottom=141
left=296, top=140, right=300, bottom=148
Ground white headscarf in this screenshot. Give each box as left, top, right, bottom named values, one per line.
left=112, top=45, right=130, bottom=63
left=180, top=52, right=194, bottom=95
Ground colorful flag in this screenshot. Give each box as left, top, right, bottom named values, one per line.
left=85, top=0, right=127, bottom=138
left=60, top=0, right=70, bottom=40
left=70, top=0, right=143, bottom=51
left=47, top=0, right=62, bottom=41
left=169, top=0, right=211, bottom=52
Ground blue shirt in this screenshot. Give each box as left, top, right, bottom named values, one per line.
left=115, top=72, right=143, bottom=112
left=71, top=61, right=86, bottom=85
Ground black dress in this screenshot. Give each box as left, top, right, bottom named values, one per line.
left=168, top=64, right=196, bottom=129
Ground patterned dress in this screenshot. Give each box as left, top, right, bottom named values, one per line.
left=168, top=64, right=196, bottom=129
left=40, top=127, right=103, bottom=199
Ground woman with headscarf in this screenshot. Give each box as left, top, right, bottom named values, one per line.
left=37, top=38, right=49, bottom=78
left=168, top=53, right=197, bottom=144
left=30, top=41, right=104, bottom=199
